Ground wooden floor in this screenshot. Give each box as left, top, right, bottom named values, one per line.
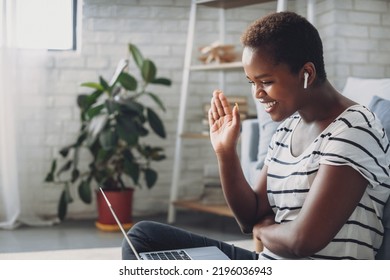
left=0, top=210, right=250, bottom=254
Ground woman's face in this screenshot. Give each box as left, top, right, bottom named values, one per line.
left=242, top=47, right=304, bottom=122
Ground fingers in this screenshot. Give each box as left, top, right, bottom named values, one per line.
left=232, top=102, right=240, bottom=126
left=208, top=107, right=215, bottom=126
left=211, top=90, right=231, bottom=120
left=211, top=90, right=222, bottom=121
left=214, top=90, right=226, bottom=117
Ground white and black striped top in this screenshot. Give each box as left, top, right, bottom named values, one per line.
left=259, top=105, right=390, bottom=260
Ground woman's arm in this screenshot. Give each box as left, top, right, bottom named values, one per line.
left=254, top=164, right=368, bottom=258
left=209, top=90, right=273, bottom=233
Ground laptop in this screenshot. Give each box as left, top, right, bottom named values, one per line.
left=99, top=188, right=230, bottom=260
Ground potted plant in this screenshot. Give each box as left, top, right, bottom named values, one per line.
left=45, top=43, right=171, bottom=230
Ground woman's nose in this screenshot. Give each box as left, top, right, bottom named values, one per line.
left=252, top=84, right=266, bottom=99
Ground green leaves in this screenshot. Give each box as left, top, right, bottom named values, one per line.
left=58, top=190, right=68, bottom=221
left=80, top=82, right=104, bottom=91
left=142, top=59, right=157, bottom=83
left=129, top=43, right=155, bottom=83
left=129, top=43, right=143, bottom=69
left=138, top=145, right=166, bottom=162
left=118, top=72, right=137, bottom=91
left=146, top=92, right=166, bottom=112
left=47, top=43, right=171, bottom=222
left=145, top=168, right=157, bottom=189
left=117, top=117, right=139, bottom=146
left=151, top=78, right=171, bottom=86
left=78, top=180, right=92, bottom=204
left=44, top=160, right=57, bottom=182
left=58, top=183, right=73, bottom=221
left=129, top=43, right=172, bottom=87
left=86, top=104, right=105, bottom=120
left=124, top=160, right=140, bottom=186
left=147, top=107, right=166, bottom=138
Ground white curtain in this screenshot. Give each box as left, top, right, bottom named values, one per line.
left=0, top=55, right=20, bottom=229
left=0, top=0, right=21, bottom=229
left=0, top=0, right=54, bottom=229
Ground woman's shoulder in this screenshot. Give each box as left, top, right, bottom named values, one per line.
left=333, top=104, right=385, bottom=138
left=336, top=104, right=375, bottom=126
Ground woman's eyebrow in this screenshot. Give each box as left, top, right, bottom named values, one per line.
left=246, top=73, right=272, bottom=80
left=254, top=73, right=272, bottom=79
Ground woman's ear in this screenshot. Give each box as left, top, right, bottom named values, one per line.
left=301, top=62, right=316, bottom=89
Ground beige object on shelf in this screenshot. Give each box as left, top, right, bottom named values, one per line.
left=198, top=41, right=238, bottom=64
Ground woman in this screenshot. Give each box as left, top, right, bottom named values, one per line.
left=122, top=11, right=390, bottom=260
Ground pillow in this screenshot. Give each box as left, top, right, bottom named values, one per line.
left=342, top=77, right=390, bottom=107
left=253, top=95, right=280, bottom=169
left=368, top=95, right=390, bottom=140
left=367, top=96, right=390, bottom=259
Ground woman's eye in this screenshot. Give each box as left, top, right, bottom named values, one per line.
left=247, top=80, right=272, bottom=87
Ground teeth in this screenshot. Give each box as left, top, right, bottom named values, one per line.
left=264, top=101, right=277, bottom=109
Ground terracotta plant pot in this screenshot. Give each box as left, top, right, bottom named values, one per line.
left=95, top=188, right=134, bottom=232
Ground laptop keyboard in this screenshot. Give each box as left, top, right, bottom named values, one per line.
left=144, top=250, right=191, bottom=260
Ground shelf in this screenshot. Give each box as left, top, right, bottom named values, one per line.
left=196, top=0, right=275, bottom=9
left=181, top=132, right=209, bottom=139
left=190, top=61, right=243, bottom=71
left=173, top=199, right=234, bottom=217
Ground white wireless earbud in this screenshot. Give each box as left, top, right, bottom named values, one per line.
left=303, top=72, right=309, bottom=89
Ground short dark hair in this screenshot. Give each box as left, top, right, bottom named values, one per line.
left=241, top=11, right=326, bottom=82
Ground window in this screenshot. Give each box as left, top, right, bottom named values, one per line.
left=2, top=0, right=78, bottom=50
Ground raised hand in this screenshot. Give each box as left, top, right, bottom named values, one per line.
left=208, top=90, right=241, bottom=155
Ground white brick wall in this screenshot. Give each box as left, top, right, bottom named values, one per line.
left=17, top=0, right=389, bottom=221
left=317, top=0, right=390, bottom=88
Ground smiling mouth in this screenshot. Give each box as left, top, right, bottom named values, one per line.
left=264, top=101, right=277, bottom=109
left=258, top=98, right=278, bottom=111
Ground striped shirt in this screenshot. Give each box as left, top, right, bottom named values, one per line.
left=259, top=105, right=390, bottom=260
